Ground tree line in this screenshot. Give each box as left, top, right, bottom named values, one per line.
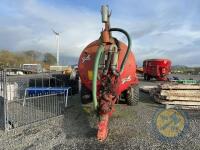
left=0, top=50, right=56, bottom=68
left=172, top=65, right=200, bottom=75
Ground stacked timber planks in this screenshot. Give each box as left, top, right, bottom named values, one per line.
left=153, top=83, right=200, bottom=106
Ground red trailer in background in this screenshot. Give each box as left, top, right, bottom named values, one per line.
left=143, top=59, right=171, bottom=81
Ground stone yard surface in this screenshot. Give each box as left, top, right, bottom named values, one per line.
left=0, top=79, right=200, bottom=150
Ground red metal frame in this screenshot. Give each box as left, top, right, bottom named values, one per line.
left=143, top=59, right=171, bottom=81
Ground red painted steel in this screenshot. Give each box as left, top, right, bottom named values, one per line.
left=143, top=59, right=171, bottom=81
left=78, top=5, right=138, bottom=141
left=78, top=40, right=138, bottom=96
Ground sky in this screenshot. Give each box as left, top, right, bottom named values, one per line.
left=0, top=0, right=200, bottom=66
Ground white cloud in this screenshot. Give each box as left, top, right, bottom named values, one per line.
left=0, top=0, right=200, bottom=66
left=0, top=0, right=101, bottom=56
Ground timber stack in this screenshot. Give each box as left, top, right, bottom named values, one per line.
left=152, top=83, right=200, bottom=106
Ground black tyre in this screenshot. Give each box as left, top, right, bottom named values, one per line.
left=126, top=85, right=139, bottom=106
left=80, top=84, right=92, bottom=104
left=146, top=75, right=151, bottom=81
left=144, top=74, right=147, bottom=80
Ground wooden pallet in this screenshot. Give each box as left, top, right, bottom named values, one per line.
left=152, top=83, right=200, bottom=107
left=158, top=83, right=200, bottom=90
left=160, top=90, right=200, bottom=97
left=154, top=95, right=200, bottom=106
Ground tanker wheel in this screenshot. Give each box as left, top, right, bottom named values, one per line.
left=126, top=85, right=139, bottom=106
left=144, top=74, right=151, bottom=81
left=144, top=74, right=147, bottom=80
left=146, top=75, right=151, bottom=81
left=80, top=84, right=92, bottom=104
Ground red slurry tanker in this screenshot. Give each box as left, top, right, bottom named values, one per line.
left=78, top=5, right=138, bottom=141
left=143, top=59, right=171, bottom=81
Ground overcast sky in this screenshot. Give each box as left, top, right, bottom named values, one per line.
left=0, top=0, right=200, bottom=66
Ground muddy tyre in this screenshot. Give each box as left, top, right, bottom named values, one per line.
left=80, top=85, right=92, bottom=104
left=144, top=74, right=147, bottom=80
left=126, top=85, right=139, bottom=106
left=146, top=75, right=151, bottom=81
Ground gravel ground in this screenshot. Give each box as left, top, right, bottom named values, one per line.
left=0, top=77, right=200, bottom=150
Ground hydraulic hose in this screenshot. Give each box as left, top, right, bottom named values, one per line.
left=110, top=44, right=119, bottom=76
left=109, top=28, right=132, bottom=74
left=103, top=44, right=116, bottom=75
left=92, top=45, right=104, bottom=110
